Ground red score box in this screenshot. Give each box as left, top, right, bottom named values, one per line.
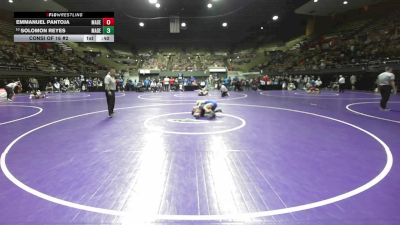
left=102, top=18, right=115, bottom=26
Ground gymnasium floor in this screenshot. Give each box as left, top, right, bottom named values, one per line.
left=0, top=90, right=399, bottom=225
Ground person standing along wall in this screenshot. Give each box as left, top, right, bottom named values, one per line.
left=350, top=75, right=357, bottom=90
left=338, top=75, right=346, bottom=93
left=163, top=76, right=170, bottom=92
left=377, top=67, right=396, bottom=111
left=104, top=69, right=117, bottom=117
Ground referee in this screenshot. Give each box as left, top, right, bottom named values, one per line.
left=377, top=67, right=396, bottom=111
left=104, top=68, right=117, bottom=117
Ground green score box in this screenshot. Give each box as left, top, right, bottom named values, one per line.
left=103, top=26, right=114, bottom=34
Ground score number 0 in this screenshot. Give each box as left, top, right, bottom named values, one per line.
left=102, top=18, right=115, bottom=26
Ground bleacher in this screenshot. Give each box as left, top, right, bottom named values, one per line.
left=1, top=5, right=400, bottom=78
left=0, top=20, right=13, bottom=37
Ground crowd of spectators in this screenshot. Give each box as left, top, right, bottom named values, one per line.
left=125, top=75, right=208, bottom=92
left=1, top=8, right=399, bottom=94
left=227, top=51, right=257, bottom=71
left=1, top=71, right=365, bottom=96
left=137, top=51, right=227, bottom=71
left=126, top=12, right=400, bottom=75
left=129, top=11, right=400, bottom=74
left=0, top=36, right=106, bottom=74
left=1, top=75, right=106, bottom=94
left=256, top=10, right=400, bottom=74
left=251, top=74, right=334, bottom=91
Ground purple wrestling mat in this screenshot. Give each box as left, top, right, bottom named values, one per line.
left=0, top=90, right=399, bottom=225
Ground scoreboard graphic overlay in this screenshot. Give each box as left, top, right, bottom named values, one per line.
left=14, top=12, right=114, bottom=43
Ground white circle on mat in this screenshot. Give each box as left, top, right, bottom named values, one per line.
left=45, top=93, right=91, bottom=99
left=8, top=93, right=126, bottom=104
left=346, top=102, right=400, bottom=124
left=294, top=91, right=339, bottom=96
left=0, top=103, right=393, bottom=221
left=260, top=91, right=380, bottom=100
left=0, top=105, right=43, bottom=126
left=174, top=93, right=213, bottom=98
left=167, top=118, right=222, bottom=124
left=144, top=112, right=246, bottom=135
left=139, top=93, right=247, bottom=101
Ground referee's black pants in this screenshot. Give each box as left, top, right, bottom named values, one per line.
left=379, top=85, right=392, bottom=109
left=105, top=90, right=115, bottom=115
left=339, top=84, right=345, bottom=93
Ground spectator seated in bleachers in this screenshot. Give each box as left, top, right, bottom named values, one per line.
left=45, top=82, right=53, bottom=93
left=306, top=80, right=320, bottom=94
left=287, top=82, right=296, bottom=91
left=53, top=81, right=61, bottom=93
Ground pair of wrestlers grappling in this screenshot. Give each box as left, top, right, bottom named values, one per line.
left=194, top=85, right=228, bottom=119
left=192, top=100, right=222, bottom=120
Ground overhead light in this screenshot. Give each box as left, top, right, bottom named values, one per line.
left=181, top=22, right=187, bottom=27
left=222, top=22, right=228, bottom=27
left=260, top=26, right=264, bottom=30
left=314, top=0, right=318, bottom=2
left=8, top=0, right=13, bottom=3
left=139, top=22, right=145, bottom=27
left=155, top=3, right=160, bottom=8
left=207, top=3, right=213, bottom=8
left=272, top=15, right=279, bottom=21
left=148, top=0, right=157, bottom=4
left=343, top=1, right=348, bottom=4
